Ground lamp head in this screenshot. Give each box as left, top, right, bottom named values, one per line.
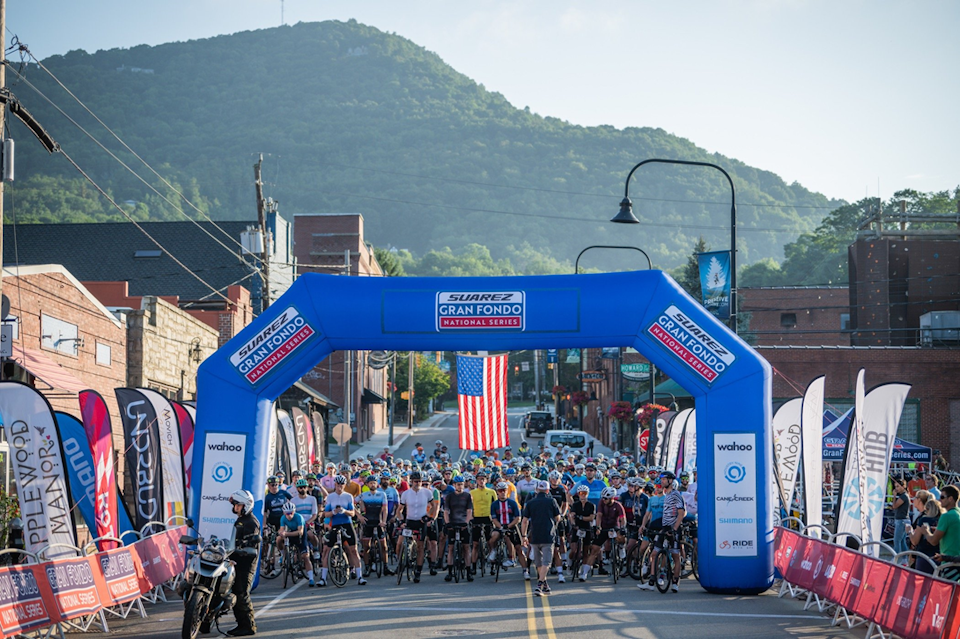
left=611, top=197, right=640, bottom=224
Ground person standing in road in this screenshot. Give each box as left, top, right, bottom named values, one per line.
left=521, top=480, right=561, bottom=596
left=227, top=490, right=261, bottom=637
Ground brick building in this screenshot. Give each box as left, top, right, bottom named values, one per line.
left=740, top=286, right=850, bottom=346
left=293, top=213, right=387, bottom=445
left=0, top=265, right=128, bottom=488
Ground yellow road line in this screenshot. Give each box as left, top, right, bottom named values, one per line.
left=539, top=584, right=558, bottom=639
left=524, top=578, right=539, bottom=639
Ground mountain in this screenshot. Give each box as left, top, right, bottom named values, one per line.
left=9, top=19, right=842, bottom=270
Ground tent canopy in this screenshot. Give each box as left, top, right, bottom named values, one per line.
left=822, top=408, right=931, bottom=464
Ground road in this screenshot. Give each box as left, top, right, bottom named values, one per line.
left=84, top=407, right=858, bottom=639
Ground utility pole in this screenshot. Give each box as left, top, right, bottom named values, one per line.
left=388, top=353, right=396, bottom=446
left=343, top=249, right=353, bottom=442
left=253, top=155, right=271, bottom=311
left=0, top=0, right=6, bottom=305
left=533, top=350, right=540, bottom=409
left=407, top=351, right=415, bottom=430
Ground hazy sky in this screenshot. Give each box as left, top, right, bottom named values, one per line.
left=8, top=1, right=959, bottom=204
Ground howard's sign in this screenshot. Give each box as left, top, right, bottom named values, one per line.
left=230, top=306, right=315, bottom=384
left=436, top=291, right=525, bottom=330
left=648, top=305, right=735, bottom=383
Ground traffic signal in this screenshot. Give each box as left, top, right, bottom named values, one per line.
left=514, top=365, right=519, bottom=376
left=435, top=351, right=442, bottom=363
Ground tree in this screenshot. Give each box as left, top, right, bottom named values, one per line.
left=394, top=355, right=450, bottom=420
left=374, top=247, right=406, bottom=277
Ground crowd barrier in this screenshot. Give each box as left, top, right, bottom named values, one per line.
left=0, top=526, right=186, bottom=639
left=775, top=524, right=960, bottom=639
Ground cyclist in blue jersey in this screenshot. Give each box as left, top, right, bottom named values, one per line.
left=263, top=476, right=293, bottom=530
left=278, top=502, right=315, bottom=586
left=574, top=463, right=608, bottom=505
left=359, top=475, right=393, bottom=576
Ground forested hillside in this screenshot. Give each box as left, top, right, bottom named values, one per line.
left=8, top=19, right=842, bottom=270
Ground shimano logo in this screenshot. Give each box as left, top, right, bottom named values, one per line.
left=208, top=443, right=242, bottom=452
left=717, top=442, right=753, bottom=451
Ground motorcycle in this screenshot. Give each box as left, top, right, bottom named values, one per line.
left=177, top=523, right=260, bottom=639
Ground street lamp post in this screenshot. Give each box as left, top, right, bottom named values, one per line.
left=612, top=158, right=738, bottom=334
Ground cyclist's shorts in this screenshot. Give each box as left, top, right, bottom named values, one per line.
left=286, top=533, right=308, bottom=554
left=569, top=526, right=594, bottom=546
left=325, top=523, right=357, bottom=547
left=471, top=517, right=492, bottom=542
left=445, top=524, right=472, bottom=544
left=404, top=519, right=438, bottom=541
left=653, top=528, right=680, bottom=553
left=361, top=523, right=385, bottom=539
left=592, top=527, right=620, bottom=547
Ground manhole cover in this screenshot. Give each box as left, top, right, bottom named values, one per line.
left=435, top=631, right=485, bottom=636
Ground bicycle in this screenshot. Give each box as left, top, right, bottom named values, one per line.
left=449, top=526, right=468, bottom=583
left=607, top=529, right=626, bottom=584
left=491, top=534, right=509, bottom=583
left=259, top=524, right=282, bottom=580
left=568, top=527, right=589, bottom=582
left=362, top=526, right=385, bottom=579
left=475, top=524, right=491, bottom=577
left=396, top=526, right=421, bottom=585
left=327, top=528, right=350, bottom=588
left=653, top=530, right=678, bottom=594
left=679, top=521, right=699, bottom=582
left=626, top=541, right=652, bottom=581
left=281, top=536, right=306, bottom=589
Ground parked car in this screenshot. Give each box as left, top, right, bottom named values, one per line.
left=524, top=411, right=554, bottom=437
left=541, top=429, right=589, bottom=457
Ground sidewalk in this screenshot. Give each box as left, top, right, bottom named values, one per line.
left=329, top=411, right=451, bottom=463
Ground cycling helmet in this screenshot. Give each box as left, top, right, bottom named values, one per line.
left=505, top=446, right=512, bottom=451
left=267, top=475, right=279, bottom=485
left=673, top=480, right=680, bottom=490
left=505, top=468, right=517, bottom=476
left=609, top=472, right=621, bottom=479
left=409, top=471, right=423, bottom=481
left=495, top=482, right=509, bottom=490
left=334, top=475, right=348, bottom=485
left=276, top=471, right=286, bottom=478
left=626, top=469, right=638, bottom=478
left=295, top=478, right=308, bottom=487
left=576, top=484, right=590, bottom=494
left=229, top=489, right=255, bottom=515
left=574, top=463, right=585, bottom=471
left=601, top=487, right=617, bottom=499
left=661, top=471, right=676, bottom=481
left=548, top=470, right=562, bottom=481
left=452, top=475, right=465, bottom=484
left=679, top=471, right=690, bottom=480
left=305, top=473, right=317, bottom=480
left=282, top=501, right=297, bottom=514
left=381, top=470, right=392, bottom=478
left=291, top=469, right=302, bottom=477
left=365, top=475, right=377, bottom=484
left=10, top=518, right=22, bottom=530
left=520, top=463, right=532, bottom=471
left=435, top=440, right=443, bottom=446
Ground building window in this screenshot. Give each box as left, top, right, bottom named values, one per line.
left=96, top=342, right=112, bottom=366
left=780, top=313, right=797, bottom=329
left=3, top=316, right=18, bottom=340
left=41, top=314, right=80, bottom=356
left=840, top=313, right=851, bottom=332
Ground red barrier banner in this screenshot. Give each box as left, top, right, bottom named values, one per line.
left=820, top=545, right=859, bottom=606
left=944, top=587, right=960, bottom=639
left=97, top=546, right=142, bottom=606
left=134, top=526, right=187, bottom=591
left=876, top=564, right=955, bottom=639
left=43, top=556, right=106, bottom=621
left=0, top=565, right=52, bottom=638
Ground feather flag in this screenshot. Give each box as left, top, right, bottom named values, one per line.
left=457, top=354, right=509, bottom=451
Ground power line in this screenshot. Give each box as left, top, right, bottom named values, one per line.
left=3, top=60, right=263, bottom=275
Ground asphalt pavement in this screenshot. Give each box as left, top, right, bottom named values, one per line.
left=81, top=408, right=860, bottom=639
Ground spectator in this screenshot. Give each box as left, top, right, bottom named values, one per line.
left=891, top=478, right=911, bottom=554
left=907, top=472, right=926, bottom=498
left=909, top=496, right=942, bottom=575
left=934, top=450, right=950, bottom=472
left=924, top=485, right=960, bottom=579
left=925, top=474, right=941, bottom=500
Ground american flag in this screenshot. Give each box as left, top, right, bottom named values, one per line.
left=457, top=354, right=509, bottom=451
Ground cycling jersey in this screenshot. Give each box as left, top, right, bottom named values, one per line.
left=290, top=494, right=319, bottom=523
left=646, top=493, right=665, bottom=525
left=574, top=477, right=607, bottom=505
left=319, top=475, right=338, bottom=492
left=515, top=478, right=538, bottom=505
left=324, top=492, right=355, bottom=526
left=263, top=489, right=293, bottom=525
left=280, top=512, right=305, bottom=533
left=597, top=499, right=626, bottom=529
left=400, top=487, right=434, bottom=520
left=490, top=498, right=521, bottom=527
left=683, top=491, right=698, bottom=517
left=548, top=485, right=568, bottom=512
left=662, top=491, right=685, bottom=528
left=381, top=485, right=400, bottom=518
left=360, top=489, right=387, bottom=521
left=444, top=491, right=473, bottom=525
left=570, top=500, right=596, bottom=530
left=471, top=487, right=497, bottom=517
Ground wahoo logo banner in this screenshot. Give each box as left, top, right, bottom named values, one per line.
left=0, top=382, right=78, bottom=558
left=436, top=291, right=525, bottom=330
left=230, top=306, right=316, bottom=384
left=137, top=388, right=186, bottom=524
left=115, top=388, right=164, bottom=535
left=648, top=305, right=735, bottom=383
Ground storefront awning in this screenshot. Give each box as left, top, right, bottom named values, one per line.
left=10, top=345, right=86, bottom=394
left=292, top=380, right=339, bottom=408
left=362, top=388, right=386, bottom=404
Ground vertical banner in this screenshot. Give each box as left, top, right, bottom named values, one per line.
left=52, top=412, right=97, bottom=535
left=197, top=432, right=247, bottom=541
left=115, top=388, right=164, bottom=535
left=137, top=389, right=186, bottom=523
left=682, top=410, right=697, bottom=473
left=172, top=400, right=195, bottom=511
left=291, top=407, right=310, bottom=472
left=772, top=398, right=802, bottom=513
left=800, top=377, right=825, bottom=533
left=565, top=348, right=580, bottom=364
left=277, top=409, right=296, bottom=475
left=666, top=409, right=691, bottom=473
left=266, top=406, right=279, bottom=476
left=697, top=250, right=732, bottom=320
left=0, top=382, right=78, bottom=557
left=714, top=432, right=757, bottom=556
left=303, top=408, right=316, bottom=466
left=79, top=390, right=134, bottom=549
left=311, top=410, right=325, bottom=466
left=649, top=410, right=676, bottom=467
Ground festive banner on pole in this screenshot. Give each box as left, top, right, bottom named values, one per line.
left=311, top=410, right=325, bottom=466
left=800, top=377, right=825, bottom=533
left=291, top=407, right=310, bottom=472
left=649, top=410, right=676, bottom=467
left=115, top=388, right=164, bottom=535
left=697, top=250, right=732, bottom=320
left=302, top=407, right=316, bottom=466
left=52, top=412, right=97, bottom=535
left=665, top=409, right=691, bottom=473
left=137, top=388, right=186, bottom=524
left=277, top=409, right=296, bottom=475
left=0, top=382, right=78, bottom=557
left=172, top=400, right=195, bottom=510
left=772, top=398, right=802, bottom=512
left=266, top=406, right=279, bottom=476
left=79, top=390, right=134, bottom=549
left=682, top=410, right=697, bottom=473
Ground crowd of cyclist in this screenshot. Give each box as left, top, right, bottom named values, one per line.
left=261, top=439, right=698, bottom=594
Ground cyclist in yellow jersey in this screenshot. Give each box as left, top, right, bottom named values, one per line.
left=471, top=480, right=497, bottom=575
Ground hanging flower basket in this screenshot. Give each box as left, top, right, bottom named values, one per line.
left=637, top=403, right=671, bottom=427
left=608, top=401, right=634, bottom=421
left=551, top=384, right=568, bottom=397
left=570, top=390, right=590, bottom=407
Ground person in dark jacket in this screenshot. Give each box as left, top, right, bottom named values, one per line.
left=227, top=490, right=261, bottom=637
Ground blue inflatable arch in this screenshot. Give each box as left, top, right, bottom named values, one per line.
left=191, top=271, right=773, bottom=594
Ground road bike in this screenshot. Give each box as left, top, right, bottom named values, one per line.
left=327, top=528, right=350, bottom=588
left=679, top=520, right=699, bottom=582
left=258, top=524, right=282, bottom=580
left=568, top=527, right=590, bottom=582
left=396, top=526, right=421, bottom=585
left=448, top=526, right=469, bottom=583
left=281, top=536, right=306, bottom=589
left=626, top=541, right=652, bottom=581
left=654, top=530, right=678, bottom=594
left=607, top=529, right=626, bottom=584
left=475, top=524, right=491, bottom=577
left=490, top=532, right=510, bottom=583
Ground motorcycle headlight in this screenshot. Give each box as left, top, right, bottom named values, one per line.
left=200, top=548, right=225, bottom=563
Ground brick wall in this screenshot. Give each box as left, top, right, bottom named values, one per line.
left=759, top=347, right=960, bottom=467
left=741, top=287, right=850, bottom=346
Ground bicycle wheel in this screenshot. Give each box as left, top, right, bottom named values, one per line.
left=680, top=542, right=695, bottom=579
left=373, top=543, right=383, bottom=578
left=282, top=551, right=292, bottom=589
left=626, top=544, right=644, bottom=580
left=330, top=547, right=348, bottom=587
left=612, top=543, right=621, bottom=584
left=655, top=552, right=671, bottom=593
left=453, top=541, right=461, bottom=583
left=396, top=543, right=407, bottom=586
left=259, top=540, right=281, bottom=580
left=690, top=544, right=699, bottom=583
left=569, top=541, right=582, bottom=582
left=493, top=544, right=503, bottom=583
left=478, top=535, right=488, bottom=577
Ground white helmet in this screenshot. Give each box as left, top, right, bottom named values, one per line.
left=282, top=501, right=297, bottom=514
left=601, top=487, right=617, bottom=499
left=230, top=489, right=255, bottom=515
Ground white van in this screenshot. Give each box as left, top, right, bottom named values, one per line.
left=541, top=430, right=590, bottom=457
